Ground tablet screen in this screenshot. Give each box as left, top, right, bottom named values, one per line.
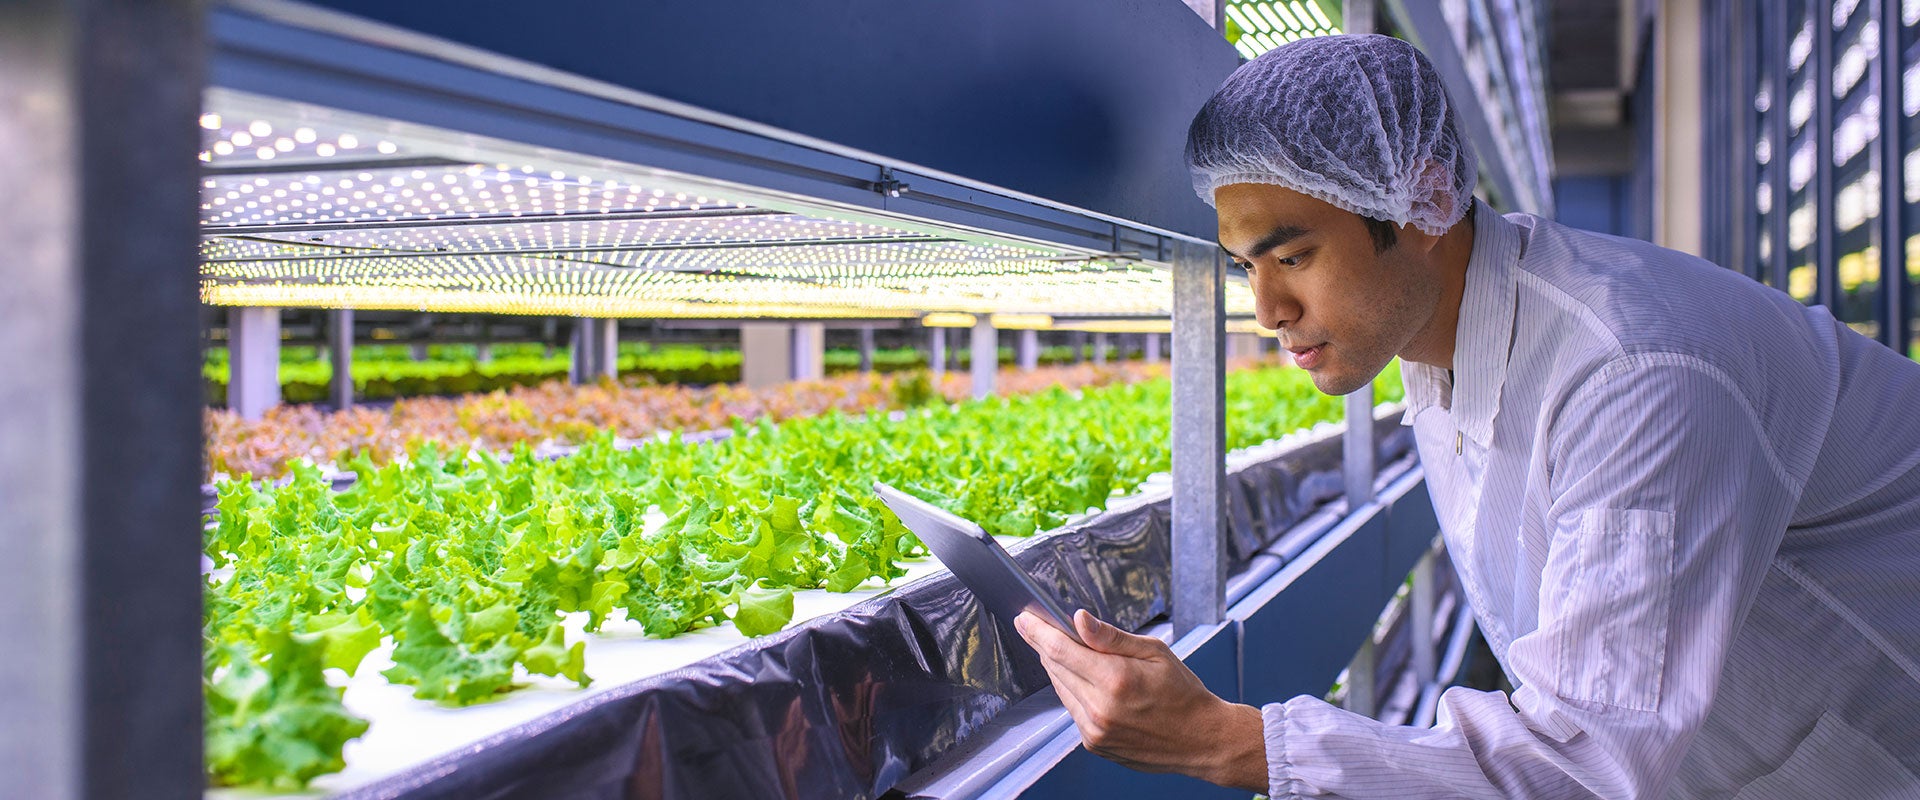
left=874, top=482, right=1085, bottom=645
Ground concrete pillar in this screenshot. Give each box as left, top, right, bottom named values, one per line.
left=1071, top=331, right=1088, bottom=364
left=858, top=326, right=876, bottom=374
left=475, top=341, right=492, bottom=363
left=230, top=306, right=281, bottom=420
left=1093, top=332, right=1110, bottom=365
left=741, top=322, right=794, bottom=389
left=1017, top=329, right=1040, bottom=372
left=330, top=308, right=353, bottom=410
left=409, top=341, right=430, bottom=361
left=790, top=322, right=825, bottom=381
left=1145, top=332, right=1163, bottom=363
left=970, top=319, right=997, bottom=399
left=929, top=327, right=947, bottom=379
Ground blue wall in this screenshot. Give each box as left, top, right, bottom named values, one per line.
left=1552, top=175, right=1632, bottom=238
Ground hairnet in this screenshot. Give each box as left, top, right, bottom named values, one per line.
left=1185, top=34, right=1477, bottom=236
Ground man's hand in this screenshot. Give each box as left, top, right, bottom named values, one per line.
left=1014, top=609, right=1267, bottom=792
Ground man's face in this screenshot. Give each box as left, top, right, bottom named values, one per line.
left=1215, top=183, right=1443, bottom=396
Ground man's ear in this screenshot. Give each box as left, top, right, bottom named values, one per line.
left=1398, top=221, right=1443, bottom=255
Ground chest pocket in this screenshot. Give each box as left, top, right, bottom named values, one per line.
left=1542, top=507, right=1674, bottom=712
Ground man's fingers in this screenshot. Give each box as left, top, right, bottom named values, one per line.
left=1016, top=612, right=1109, bottom=685
left=1074, top=609, right=1168, bottom=660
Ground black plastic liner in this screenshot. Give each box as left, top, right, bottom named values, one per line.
left=341, top=418, right=1412, bottom=800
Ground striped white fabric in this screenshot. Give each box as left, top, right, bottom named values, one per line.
left=1262, top=206, right=1920, bottom=799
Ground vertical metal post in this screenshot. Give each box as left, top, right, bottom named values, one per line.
left=791, top=322, right=824, bottom=381
left=1171, top=241, right=1226, bottom=637
left=570, top=318, right=615, bottom=383
left=1017, top=329, right=1039, bottom=372
left=1070, top=331, right=1087, bottom=364
left=1345, top=638, right=1379, bottom=718
left=1144, top=332, right=1162, bottom=363
left=330, top=308, right=353, bottom=410
left=1344, top=0, right=1375, bottom=35
left=1814, top=0, right=1839, bottom=309
left=858, top=325, right=876, bottom=374
left=1879, top=0, right=1910, bottom=354
left=230, top=306, right=280, bottom=420
left=567, top=320, right=583, bottom=384
left=0, top=1, right=204, bottom=797
left=1343, top=384, right=1377, bottom=506
left=599, top=318, right=619, bottom=381
left=1770, top=0, right=1793, bottom=290
left=1093, top=332, right=1109, bottom=365
left=1409, top=550, right=1439, bottom=686
left=970, top=319, right=997, bottom=399
left=928, top=326, right=946, bottom=379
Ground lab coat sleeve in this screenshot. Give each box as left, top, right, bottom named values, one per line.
left=1264, top=356, right=1800, bottom=799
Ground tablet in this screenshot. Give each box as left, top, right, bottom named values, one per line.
left=874, top=482, right=1085, bottom=646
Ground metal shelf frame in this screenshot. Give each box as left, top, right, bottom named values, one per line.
left=1711, top=0, right=1915, bottom=355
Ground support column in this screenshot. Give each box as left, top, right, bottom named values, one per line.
left=329, top=308, right=353, bottom=410
left=1093, top=332, right=1109, bottom=365
left=970, top=319, right=998, bottom=399
left=0, top=2, right=205, bottom=796
left=230, top=306, right=281, bottom=420
left=569, top=318, right=617, bottom=384
left=1340, top=267, right=1383, bottom=719
left=858, top=326, right=876, bottom=374
left=1144, top=332, right=1162, bottom=363
left=790, top=322, right=825, bottom=381
left=1343, top=382, right=1376, bottom=506
left=1345, top=638, right=1379, bottom=718
left=1409, top=549, right=1439, bottom=692
left=1653, top=0, right=1705, bottom=256
left=1016, top=329, right=1040, bottom=372
left=1171, top=241, right=1226, bottom=637
left=928, top=327, right=947, bottom=379
left=741, top=323, right=794, bottom=389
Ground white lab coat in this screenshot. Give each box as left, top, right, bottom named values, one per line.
left=1262, top=206, right=1920, bottom=799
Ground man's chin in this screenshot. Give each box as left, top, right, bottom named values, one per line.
left=1305, top=361, right=1378, bottom=397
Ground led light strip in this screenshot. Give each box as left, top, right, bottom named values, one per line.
left=1224, top=1, right=1342, bottom=60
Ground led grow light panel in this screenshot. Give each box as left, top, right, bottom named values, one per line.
left=1224, top=1, right=1342, bottom=60
left=198, top=92, right=1212, bottom=319
left=212, top=212, right=927, bottom=252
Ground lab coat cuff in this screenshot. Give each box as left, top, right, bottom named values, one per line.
left=1263, top=701, right=1308, bottom=799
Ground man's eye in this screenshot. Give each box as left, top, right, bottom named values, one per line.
left=1231, top=260, right=1252, bottom=272
left=1276, top=255, right=1302, bottom=268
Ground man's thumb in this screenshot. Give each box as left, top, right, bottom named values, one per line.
left=1075, top=610, right=1160, bottom=658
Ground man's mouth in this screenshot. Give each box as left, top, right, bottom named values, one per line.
left=1286, top=343, right=1326, bottom=369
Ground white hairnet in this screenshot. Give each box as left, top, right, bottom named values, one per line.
left=1185, top=34, right=1477, bottom=236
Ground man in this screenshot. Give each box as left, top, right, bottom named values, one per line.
left=1016, top=34, right=1920, bottom=798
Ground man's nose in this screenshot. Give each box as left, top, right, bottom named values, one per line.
left=1252, top=278, right=1298, bottom=332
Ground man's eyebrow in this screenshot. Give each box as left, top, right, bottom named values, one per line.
left=1218, top=224, right=1310, bottom=260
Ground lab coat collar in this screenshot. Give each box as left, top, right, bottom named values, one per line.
left=1449, top=202, right=1522, bottom=447
left=1396, top=203, right=1521, bottom=448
